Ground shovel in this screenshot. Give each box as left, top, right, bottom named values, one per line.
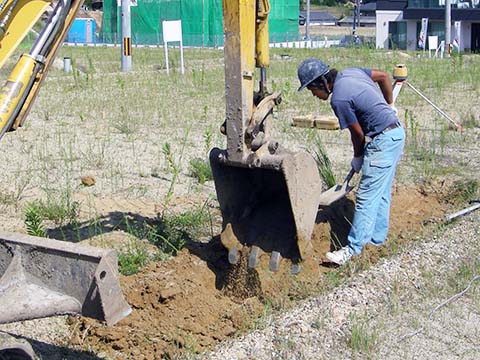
left=318, top=168, right=356, bottom=206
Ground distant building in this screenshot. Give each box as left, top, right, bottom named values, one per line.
left=338, top=16, right=376, bottom=28
left=376, top=0, right=480, bottom=52
left=300, top=11, right=337, bottom=26
left=338, top=2, right=376, bottom=28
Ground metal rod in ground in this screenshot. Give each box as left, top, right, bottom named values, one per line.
left=445, top=203, right=480, bottom=221
left=405, top=81, right=462, bottom=131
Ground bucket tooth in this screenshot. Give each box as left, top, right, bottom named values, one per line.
left=269, top=251, right=281, bottom=272
left=248, top=246, right=260, bottom=269
left=291, top=263, right=302, bottom=275
left=228, top=247, right=240, bottom=265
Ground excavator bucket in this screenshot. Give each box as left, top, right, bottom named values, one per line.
left=211, top=0, right=321, bottom=272
left=210, top=149, right=321, bottom=270
left=0, top=231, right=132, bottom=326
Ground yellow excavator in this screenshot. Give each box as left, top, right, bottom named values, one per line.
left=0, top=0, right=322, bottom=357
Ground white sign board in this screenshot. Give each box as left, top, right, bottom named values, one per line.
left=428, top=36, right=438, bottom=51
left=163, top=20, right=182, bottom=42
left=162, top=20, right=184, bottom=75
left=428, top=35, right=438, bottom=58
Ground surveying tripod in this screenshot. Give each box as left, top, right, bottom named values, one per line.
left=391, top=64, right=463, bottom=131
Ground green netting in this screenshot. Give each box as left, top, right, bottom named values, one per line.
left=100, top=0, right=299, bottom=46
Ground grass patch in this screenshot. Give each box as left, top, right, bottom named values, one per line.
left=24, top=203, right=47, bottom=237
left=118, top=240, right=149, bottom=276
left=461, top=113, right=480, bottom=129
left=123, top=202, right=212, bottom=258
left=443, top=179, right=478, bottom=204
left=311, top=135, right=336, bottom=188
left=348, top=312, right=378, bottom=355
left=189, top=157, right=213, bottom=184
left=24, top=197, right=79, bottom=227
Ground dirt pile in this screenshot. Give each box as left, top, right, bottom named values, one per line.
left=71, top=183, right=446, bottom=359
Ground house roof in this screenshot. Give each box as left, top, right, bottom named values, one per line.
left=360, top=2, right=377, bottom=12
left=338, top=15, right=377, bottom=25
left=299, top=11, right=337, bottom=22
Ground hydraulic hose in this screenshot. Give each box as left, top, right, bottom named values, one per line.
left=31, top=0, right=71, bottom=57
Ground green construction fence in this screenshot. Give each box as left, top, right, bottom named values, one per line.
left=100, top=0, right=299, bottom=46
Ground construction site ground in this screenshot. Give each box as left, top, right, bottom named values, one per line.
left=0, top=43, right=479, bottom=359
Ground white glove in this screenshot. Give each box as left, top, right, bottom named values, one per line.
left=389, top=103, right=398, bottom=116
left=351, top=156, right=364, bottom=173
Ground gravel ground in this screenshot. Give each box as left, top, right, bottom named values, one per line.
left=206, top=209, right=480, bottom=360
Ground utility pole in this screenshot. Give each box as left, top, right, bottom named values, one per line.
left=306, top=0, right=310, bottom=40
left=121, top=0, right=132, bottom=72
left=445, top=0, right=451, bottom=56
left=352, top=0, right=360, bottom=37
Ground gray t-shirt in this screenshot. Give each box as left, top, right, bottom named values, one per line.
left=330, top=67, right=397, bottom=138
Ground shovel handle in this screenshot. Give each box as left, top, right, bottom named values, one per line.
left=344, top=168, right=355, bottom=184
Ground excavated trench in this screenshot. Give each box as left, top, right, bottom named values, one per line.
left=71, top=181, right=450, bottom=359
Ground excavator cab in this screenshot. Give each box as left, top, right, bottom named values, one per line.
left=210, top=0, right=321, bottom=272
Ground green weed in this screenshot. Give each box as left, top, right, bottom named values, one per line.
left=462, top=113, right=480, bottom=129
left=162, top=142, right=181, bottom=202
left=24, top=203, right=47, bottom=238
left=162, top=125, right=191, bottom=203
left=348, top=312, right=378, bottom=355
left=0, top=192, right=16, bottom=206
left=112, top=105, right=135, bottom=135
left=157, top=204, right=212, bottom=250
left=189, top=157, right=212, bottom=184
left=323, top=269, right=345, bottom=289
left=443, top=179, right=478, bottom=204
left=118, top=240, right=149, bottom=276
left=312, top=135, right=336, bottom=188
left=122, top=203, right=212, bottom=256
left=25, top=197, right=79, bottom=226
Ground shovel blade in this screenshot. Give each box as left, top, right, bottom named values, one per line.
left=318, top=169, right=355, bottom=206
left=318, top=183, right=354, bottom=206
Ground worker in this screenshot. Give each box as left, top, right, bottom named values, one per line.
left=297, top=58, right=405, bottom=265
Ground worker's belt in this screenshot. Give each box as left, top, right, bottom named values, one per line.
left=369, top=121, right=402, bottom=140
left=382, top=121, right=402, bottom=133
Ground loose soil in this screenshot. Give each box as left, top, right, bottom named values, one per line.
left=70, top=181, right=448, bottom=359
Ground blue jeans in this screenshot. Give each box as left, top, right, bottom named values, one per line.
left=348, top=126, right=405, bottom=255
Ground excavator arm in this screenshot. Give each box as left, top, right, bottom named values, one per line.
left=0, top=0, right=84, bottom=139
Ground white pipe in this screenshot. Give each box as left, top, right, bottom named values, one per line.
left=445, top=203, right=480, bottom=221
